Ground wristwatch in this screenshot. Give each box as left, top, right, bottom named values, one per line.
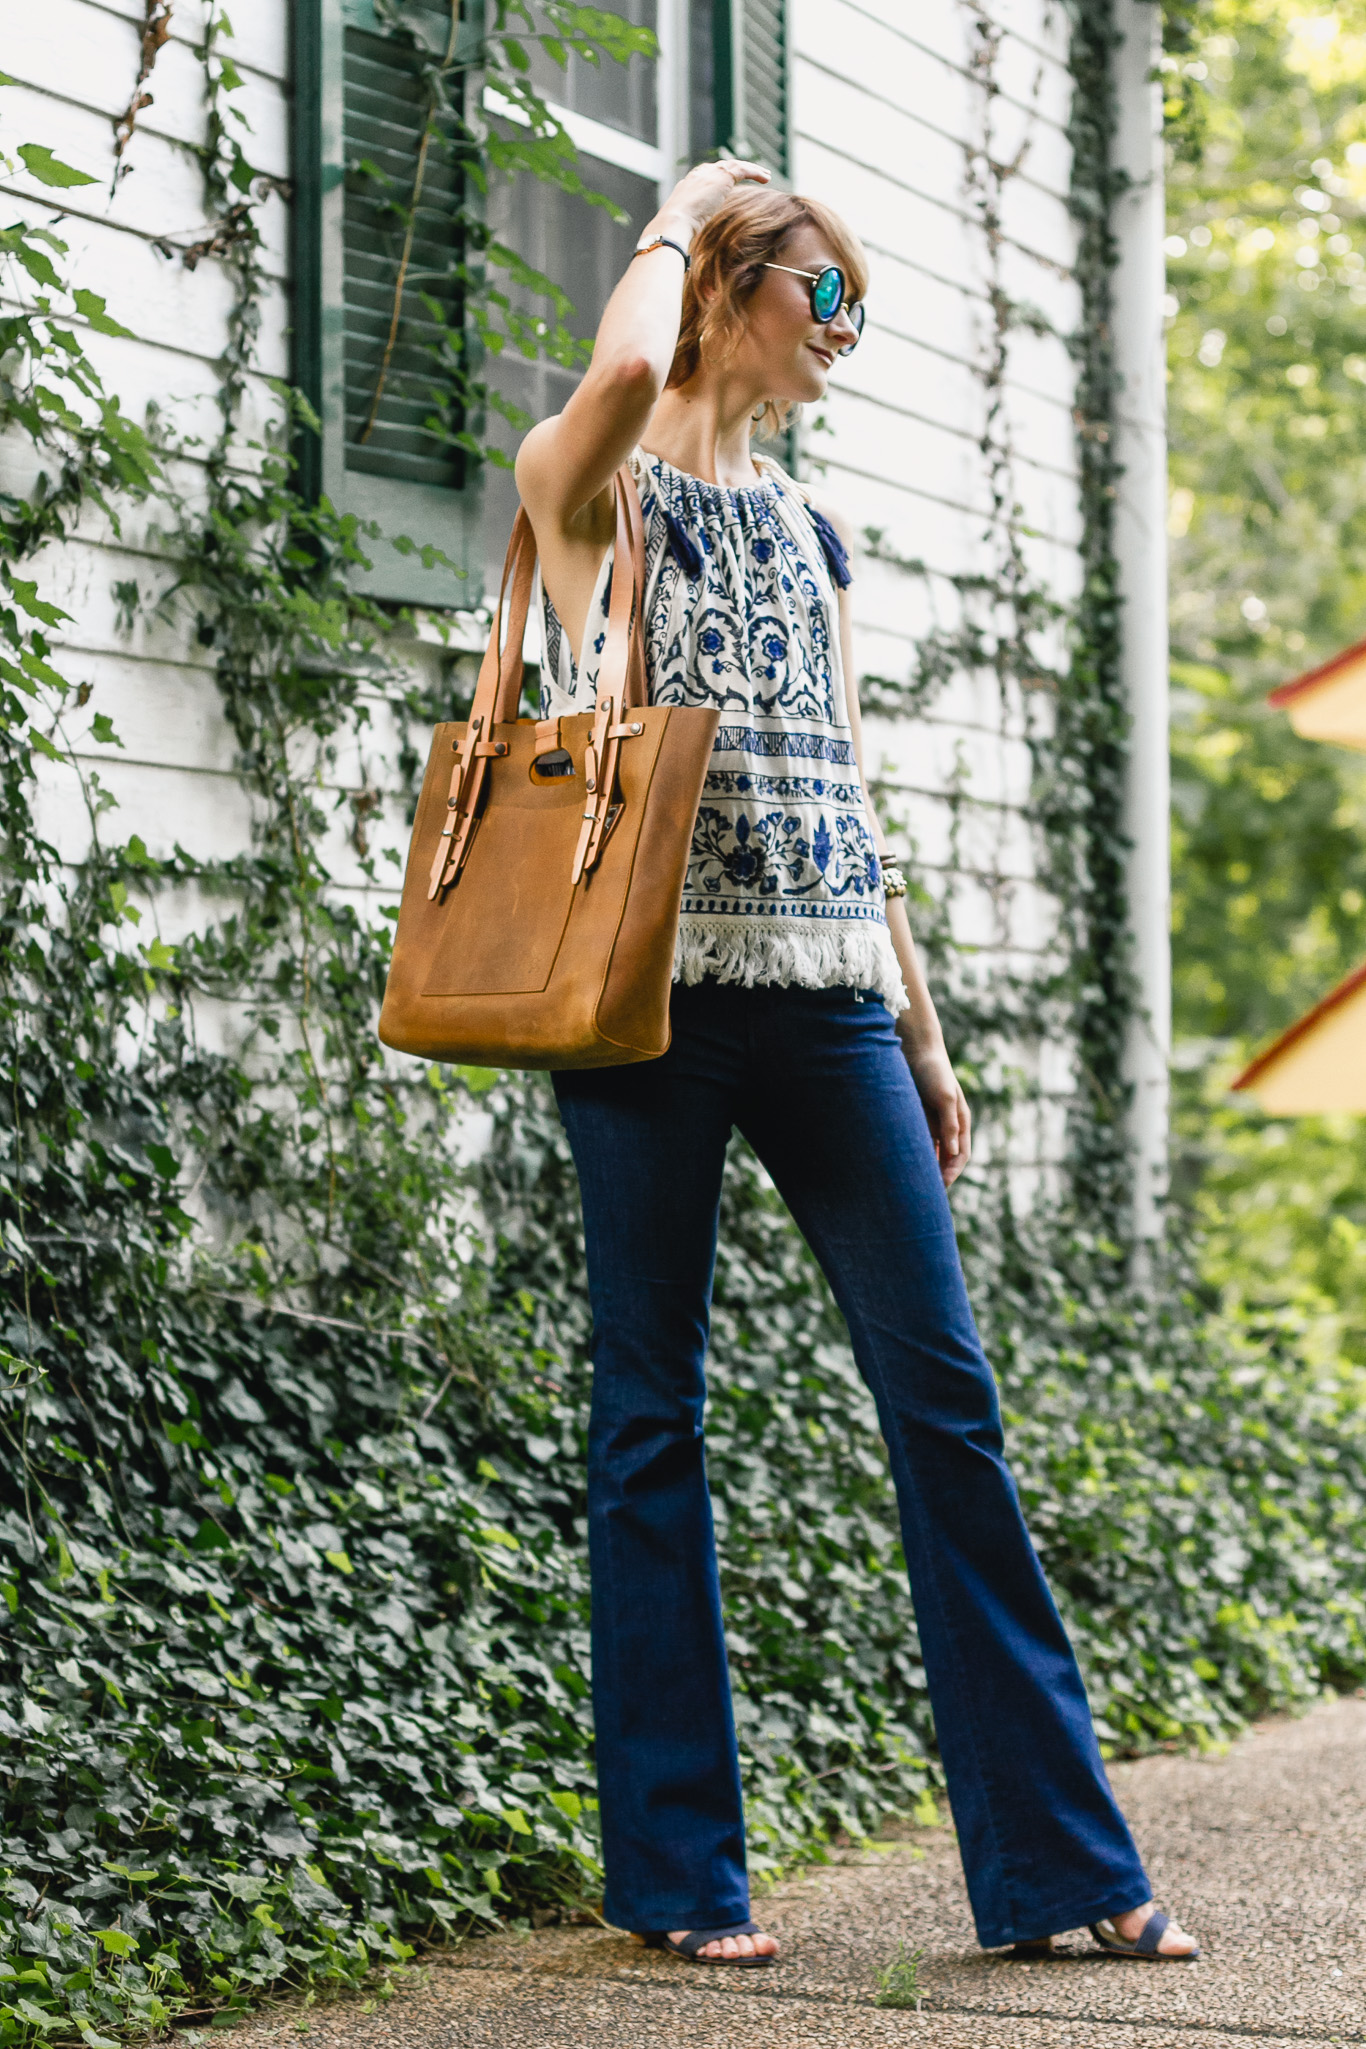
left=633, top=233, right=691, bottom=271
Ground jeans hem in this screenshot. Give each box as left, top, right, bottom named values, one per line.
left=604, top=1900, right=751, bottom=1937
left=979, top=1878, right=1152, bottom=1951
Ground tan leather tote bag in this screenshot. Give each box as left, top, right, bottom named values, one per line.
left=378, top=469, right=718, bottom=1069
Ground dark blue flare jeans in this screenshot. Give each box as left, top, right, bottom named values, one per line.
left=552, top=980, right=1149, bottom=1949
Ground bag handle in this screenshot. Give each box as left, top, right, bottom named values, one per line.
left=427, top=467, right=648, bottom=900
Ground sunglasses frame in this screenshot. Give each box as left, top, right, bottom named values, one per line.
left=762, top=261, right=866, bottom=352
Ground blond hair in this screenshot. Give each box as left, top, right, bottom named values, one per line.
left=666, top=189, right=869, bottom=437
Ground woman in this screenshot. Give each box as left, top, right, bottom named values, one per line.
left=515, top=161, right=1197, bottom=1968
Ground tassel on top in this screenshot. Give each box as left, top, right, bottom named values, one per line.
left=806, top=506, right=853, bottom=590
left=663, top=507, right=704, bottom=580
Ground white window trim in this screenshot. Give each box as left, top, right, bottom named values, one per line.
left=483, top=87, right=663, bottom=182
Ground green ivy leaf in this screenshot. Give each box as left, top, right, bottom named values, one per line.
left=456, top=1065, right=499, bottom=1093
left=73, top=290, right=135, bottom=339
left=12, top=238, right=62, bottom=289
left=3, top=573, right=68, bottom=625
left=17, top=143, right=98, bottom=188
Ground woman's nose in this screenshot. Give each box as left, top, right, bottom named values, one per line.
left=829, top=307, right=858, bottom=351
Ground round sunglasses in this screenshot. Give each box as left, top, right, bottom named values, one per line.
left=763, top=261, right=866, bottom=352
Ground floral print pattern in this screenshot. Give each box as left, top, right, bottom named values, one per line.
left=536, top=451, right=906, bottom=1010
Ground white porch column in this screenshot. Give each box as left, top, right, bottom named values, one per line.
left=1111, top=0, right=1172, bottom=1241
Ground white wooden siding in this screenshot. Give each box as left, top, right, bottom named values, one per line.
left=791, top=0, right=1082, bottom=1190
left=3, top=0, right=1084, bottom=1197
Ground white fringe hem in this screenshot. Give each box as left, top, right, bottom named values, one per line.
left=674, top=915, right=909, bottom=1016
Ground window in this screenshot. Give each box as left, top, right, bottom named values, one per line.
left=293, top=3, right=790, bottom=604
left=294, top=0, right=479, bottom=606
left=480, top=0, right=671, bottom=572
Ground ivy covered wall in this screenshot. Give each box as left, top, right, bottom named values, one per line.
left=2, top=3, right=1366, bottom=2043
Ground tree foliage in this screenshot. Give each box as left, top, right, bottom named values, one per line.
left=1164, top=0, right=1366, bottom=1361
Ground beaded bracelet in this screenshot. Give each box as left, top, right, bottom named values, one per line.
left=880, top=862, right=908, bottom=901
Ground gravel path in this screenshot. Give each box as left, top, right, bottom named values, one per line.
left=237, top=1694, right=1366, bottom=2048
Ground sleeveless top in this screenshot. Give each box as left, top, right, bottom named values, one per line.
left=537, top=449, right=908, bottom=1014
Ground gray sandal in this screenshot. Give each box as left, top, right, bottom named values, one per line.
left=640, top=1920, right=775, bottom=1967
left=1090, top=1911, right=1198, bottom=1960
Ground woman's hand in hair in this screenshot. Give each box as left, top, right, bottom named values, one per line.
left=663, top=158, right=772, bottom=237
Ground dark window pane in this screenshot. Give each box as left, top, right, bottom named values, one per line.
left=483, top=153, right=659, bottom=575
left=524, top=1, right=657, bottom=146
left=689, top=0, right=718, bottom=162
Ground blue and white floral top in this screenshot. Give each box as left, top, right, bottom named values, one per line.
left=537, top=449, right=907, bottom=1013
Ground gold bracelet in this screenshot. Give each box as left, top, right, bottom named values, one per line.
left=881, top=863, right=908, bottom=901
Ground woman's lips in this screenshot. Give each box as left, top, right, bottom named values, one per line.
left=808, top=344, right=834, bottom=367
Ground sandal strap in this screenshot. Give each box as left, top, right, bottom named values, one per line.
left=1134, top=1910, right=1168, bottom=1956
left=673, top=1921, right=762, bottom=1958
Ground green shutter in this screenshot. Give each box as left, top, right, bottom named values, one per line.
left=294, top=0, right=482, bottom=606
left=713, top=0, right=788, bottom=180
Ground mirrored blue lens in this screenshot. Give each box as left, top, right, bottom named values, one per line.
left=811, top=266, right=844, bottom=323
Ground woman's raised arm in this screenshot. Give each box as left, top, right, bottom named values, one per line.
left=515, top=160, right=769, bottom=537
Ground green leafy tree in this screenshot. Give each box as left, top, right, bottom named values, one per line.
left=1165, top=0, right=1366, bottom=1358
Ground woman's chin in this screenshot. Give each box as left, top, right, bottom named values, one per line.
left=773, top=372, right=826, bottom=407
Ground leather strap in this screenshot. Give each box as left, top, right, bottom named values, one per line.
left=429, top=473, right=647, bottom=899
left=428, top=514, right=533, bottom=897
left=571, top=474, right=648, bottom=884
left=596, top=468, right=648, bottom=714
left=427, top=466, right=650, bottom=900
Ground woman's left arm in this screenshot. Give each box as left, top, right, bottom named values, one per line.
left=813, top=497, right=972, bottom=1189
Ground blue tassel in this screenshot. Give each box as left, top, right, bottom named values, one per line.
left=807, top=506, right=853, bottom=589
left=664, top=508, right=703, bottom=579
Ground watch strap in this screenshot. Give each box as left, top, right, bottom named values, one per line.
left=633, top=234, right=691, bottom=272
